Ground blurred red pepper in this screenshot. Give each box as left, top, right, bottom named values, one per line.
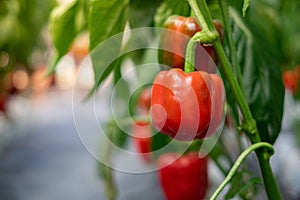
left=159, top=15, right=223, bottom=73
left=132, top=121, right=152, bottom=163
left=151, top=68, right=225, bottom=141
left=283, top=69, right=299, bottom=94
left=132, top=87, right=153, bottom=162
left=136, top=87, right=152, bottom=114
left=0, top=93, right=8, bottom=113
left=157, top=152, right=208, bottom=200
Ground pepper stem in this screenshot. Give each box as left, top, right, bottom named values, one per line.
left=184, top=35, right=197, bottom=73
left=184, top=31, right=218, bottom=73
left=209, top=142, right=274, bottom=200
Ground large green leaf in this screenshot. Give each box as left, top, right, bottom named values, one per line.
left=105, top=118, right=129, bottom=149
left=151, top=131, right=172, bottom=152
left=244, top=0, right=300, bottom=66
left=154, top=0, right=190, bottom=27
left=0, top=0, right=54, bottom=69
left=89, top=0, right=129, bottom=50
left=230, top=9, right=285, bottom=144
left=124, top=0, right=162, bottom=65
left=97, top=65, right=131, bottom=200
left=49, top=0, right=86, bottom=73
left=50, top=0, right=86, bottom=53
left=89, top=0, right=129, bottom=91
left=128, top=0, right=162, bottom=28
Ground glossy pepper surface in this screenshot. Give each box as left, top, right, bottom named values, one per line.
left=157, top=152, right=208, bottom=200
left=151, top=68, right=225, bottom=141
left=159, top=15, right=223, bottom=72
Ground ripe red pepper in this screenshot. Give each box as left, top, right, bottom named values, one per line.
left=132, top=87, right=153, bottom=162
left=157, top=152, right=208, bottom=200
left=283, top=69, right=299, bottom=94
left=136, top=87, right=152, bottom=114
left=132, top=121, right=152, bottom=163
left=151, top=68, right=225, bottom=141
left=159, top=15, right=223, bottom=73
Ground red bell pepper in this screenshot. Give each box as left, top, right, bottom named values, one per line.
left=132, top=121, right=152, bottom=163
left=157, top=152, right=208, bottom=200
left=159, top=15, right=223, bottom=73
left=132, top=87, right=153, bottom=162
left=136, top=87, right=152, bottom=114
left=150, top=68, right=225, bottom=141
left=283, top=69, right=299, bottom=94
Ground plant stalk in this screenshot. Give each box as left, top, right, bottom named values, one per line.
left=187, top=0, right=282, bottom=199
left=184, top=35, right=197, bottom=73
left=218, top=0, right=243, bottom=85
left=214, top=32, right=283, bottom=200
left=209, top=142, right=274, bottom=200
left=99, top=138, right=117, bottom=200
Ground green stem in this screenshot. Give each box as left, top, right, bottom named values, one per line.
left=187, top=0, right=282, bottom=199
left=214, top=34, right=283, bottom=200
left=256, top=149, right=282, bottom=200
left=99, top=141, right=117, bottom=200
left=184, top=34, right=199, bottom=73
left=187, top=0, right=214, bottom=32
left=188, top=0, right=256, bottom=135
left=209, top=142, right=274, bottom=200
left=218, top=0, right=243, bottom=85
left=214, top=41, right=258, bottom=139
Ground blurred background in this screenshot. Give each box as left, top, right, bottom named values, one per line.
left=0, top=0, right=300, bottom=200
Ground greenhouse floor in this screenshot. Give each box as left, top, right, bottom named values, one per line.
left=0, top=89, right=163, bottom=200
left=0, top=89, right=299, bottom=200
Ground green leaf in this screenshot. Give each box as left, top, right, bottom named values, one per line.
left=89, top=0, right=129, bottom=93
left=98, top=127, right=118, bottom=200
left=151, top=132, right=172, bottom=152
left=230, top=9, right=285, bottom=144
left=89, top=0, right=129, bottom=50
left=49, top=0, right=86, bottom=73
left=154, top=0, right=190, bottom=27
left=50, top=0, right=78, bottom=54
left=225, top=170, right=262, bottom=200
left=151, top=131, right=173, bottom=160
left=243, top=1, right=283, bottom=64
left=0, top=0, right=54, bottom=69
left=225, top=171, right=243, bottom=199
left=124, top=0, right=162, bottom=65
left=97, top=162, right=117, bottom=200
left=129, top=0, right=162, bottom=28
left=239, top=177, right=262, bottom=198
left=208, top=141, right=226, bottom=161
left=105, top=119, right=128, bottom=148
left=242, top=0, right=250, bottom=17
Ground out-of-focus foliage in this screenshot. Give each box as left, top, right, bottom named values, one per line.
left=0, top=0, right=55, bottom=94
left=0, top=0, right=55, bottom=71
left=245, top=0, right=300, bottom=69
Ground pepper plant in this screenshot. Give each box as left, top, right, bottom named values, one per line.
left=49, top=0, right=297, bottom=199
